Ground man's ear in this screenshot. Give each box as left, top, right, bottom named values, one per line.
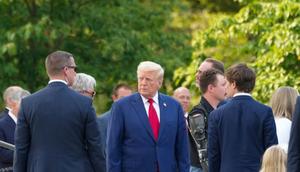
left=207, top=84, right=214, bottom=93
left=158, top=79, right=163, bottom=88
left=231, top=81, right=237, bottom=89
left=112, top=95, right=117, bottom=102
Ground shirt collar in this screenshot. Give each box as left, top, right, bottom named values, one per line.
left=140, top=92, right=159, bottom=104
left=200, top=96, right=214, bottom=114
left=48, top=79, right=68, bottom=85
left=233, top=92, right=252, bottom=97
left=8, top=110, right=17, bottom=124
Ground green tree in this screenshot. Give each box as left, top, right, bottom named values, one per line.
left=175, top=0, right=300, bottom=103
left=0, top=0, right=193, bottom=112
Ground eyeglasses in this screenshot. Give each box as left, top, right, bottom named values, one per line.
left=79, top=90, right=96, bottom=98
left=63, top=65, right=78, bottom=72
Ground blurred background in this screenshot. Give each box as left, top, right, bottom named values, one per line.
left=1, top=0, right=300, bottom=114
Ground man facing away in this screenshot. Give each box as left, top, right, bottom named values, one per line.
left=208, top=63, right=278, bottom=172
left=288, top=94, right=300, bottom=171
left=107, top=61, right=189, bottom=172
left=14, top=51, right=104, bottom=172
left=97, top=83, right=133, bottom=172
left=0, top=86, right=30, bottom=171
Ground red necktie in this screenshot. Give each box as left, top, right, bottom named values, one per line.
left=148, top=98, right=160, bottom=140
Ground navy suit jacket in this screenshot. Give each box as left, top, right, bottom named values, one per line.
left=0, top=112, right=15, bottom=169
left=107, top=93, right=189, bottom=172
left=0, top=108, right=8, bottom=119
left=97, top=110, right=111, bottom=172
left=288, top=96, right=300, bottom=172
left=208, top=95, right=278, bottom=172
left=14, top=82, right=104, bottom=172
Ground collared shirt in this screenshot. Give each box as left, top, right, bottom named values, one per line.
left=200, top=96, right=215, bottom=115
left=233, top=92, right=252, bottom=97
left=48, top=79, right=67, bottom=85
left=8, top=109, right=17, bottom=124
left=140, top=92, right=160, bottom=121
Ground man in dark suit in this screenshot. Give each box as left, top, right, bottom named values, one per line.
left=0, top=86, right=30, bottom=170
left=97, top=83, right=132, bottom=172
left=0, top=109, right=8, bottom=119
left=107, top=61, right=189, bottom=172
left=288, top=96, right=300, bottom=171
left=208, top=63, right=278, bottom=172
left=14, top=51, right=104, bottom=172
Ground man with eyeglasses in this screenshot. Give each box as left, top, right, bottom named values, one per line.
left=71, top=73, right=97, bottom=99
left=14, top=51, right=104, bottom=172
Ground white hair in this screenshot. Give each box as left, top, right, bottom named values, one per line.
left=3, top=86, right=31, bottom=104
left=137, top=61, right=164, bottom=81
left=72, top=73, right=96, bottom=92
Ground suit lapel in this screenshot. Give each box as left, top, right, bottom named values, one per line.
left=157, top=94, right=167, bottom=142
left=131, top=93, right=156, bottom=141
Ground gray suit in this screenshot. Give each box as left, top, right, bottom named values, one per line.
left=97, top=110, right=111, bottom=172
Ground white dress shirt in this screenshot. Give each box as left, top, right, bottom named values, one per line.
left=275, top=117, right=291, bottom=152
left=233, top=92, right=252, bottom=97
left=48, top=79, right=67, bottom=85
left=140, top=92, right=160, bottom=122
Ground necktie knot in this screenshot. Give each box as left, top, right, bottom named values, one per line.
left=148, top=98, right=154, bottom=104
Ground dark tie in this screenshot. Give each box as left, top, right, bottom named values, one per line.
left=148, top=98, right=160, bottom=140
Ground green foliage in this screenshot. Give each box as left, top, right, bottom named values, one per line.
left=0, top=0, right=193, bottom=112
left=175, top=0, right=300, bottom=103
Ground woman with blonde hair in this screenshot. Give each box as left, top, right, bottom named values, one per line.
left=269, top=86, right=299, bottom=152
left=260, top=145, right=287, bottom=172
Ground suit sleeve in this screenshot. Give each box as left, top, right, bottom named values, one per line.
left=208, top=111, right=221, bottom=172
left=263, top=107, right=278, bottom=149
left=85, top=102, right=105, bottom=172
left=107, top=102, right=124, bottom=172
left=13, top=101, right=30, bottom=172
left=0, top=127, right=14, bottom=163
left=175, top=104, right=190, bottom=172
left=288, top=97, right=300, bottom=172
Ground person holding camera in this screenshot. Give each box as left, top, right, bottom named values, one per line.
left=188, top=67, right=226, bottom=172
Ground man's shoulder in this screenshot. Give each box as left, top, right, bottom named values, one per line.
left=0, top=114, right=12, bottom=128
left=189, top=103, right=207, bottom=117
left=98, top=111, right=111, bottom=121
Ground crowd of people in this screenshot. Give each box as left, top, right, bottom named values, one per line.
left=0, top=50, right=299, bottom=172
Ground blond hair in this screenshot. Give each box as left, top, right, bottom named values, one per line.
left=260, top=145, right=287, bottom=172
left=137, top=61, right=164, bottom=82
left=270, top=86, right=299, bottom=120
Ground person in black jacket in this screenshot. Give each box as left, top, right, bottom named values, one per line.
left=188, top=67, right=226, bottom=172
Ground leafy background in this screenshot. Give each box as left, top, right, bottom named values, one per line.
left=1, top=0, right=299, bottom=114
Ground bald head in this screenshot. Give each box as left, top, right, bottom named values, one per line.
left=173, top=87, right=191, bottom=113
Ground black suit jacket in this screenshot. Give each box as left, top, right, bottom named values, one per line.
left=0, top=113, right=15, bottom=169
left=14, top=82, right=104, bottom=172
left=288, top=96, right=300, bottom=172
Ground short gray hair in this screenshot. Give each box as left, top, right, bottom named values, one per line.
left=3, top=86, right=31, bottom=104
left=71, top=73, right=96, bottom=92
left=137, top=61, right=164, bottom=81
